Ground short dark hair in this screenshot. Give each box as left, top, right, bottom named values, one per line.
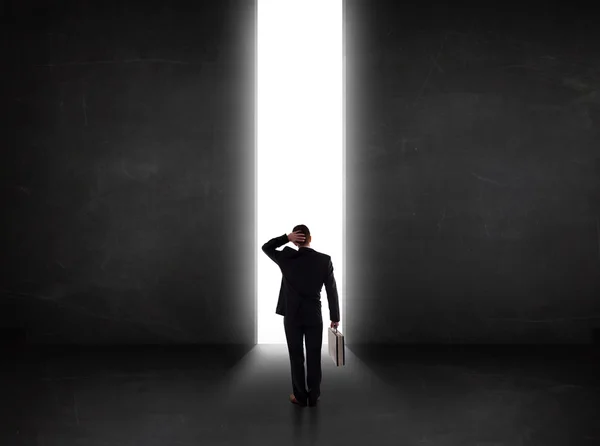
left=293, top=224, right=310, bottom=244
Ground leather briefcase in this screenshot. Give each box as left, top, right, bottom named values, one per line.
left=328, top=327, right=345, bottom=366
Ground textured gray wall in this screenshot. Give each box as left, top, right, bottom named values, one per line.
left=3, top=1, right=599, bottom=346
left=1, top=0, right=256, bottom=344
left=345, top=1, right=600, bottom=344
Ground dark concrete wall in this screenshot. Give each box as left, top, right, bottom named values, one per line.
left=345, top=1, right=600, bottom=344
left=3, top=0, right=599, bottom=346
left=1, top=0, right=256, bottom=344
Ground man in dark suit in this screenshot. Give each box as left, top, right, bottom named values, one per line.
left=262, top=224, right=340, bottom=407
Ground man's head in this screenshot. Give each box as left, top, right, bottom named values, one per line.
left=292, top=224, right=311, bottom=248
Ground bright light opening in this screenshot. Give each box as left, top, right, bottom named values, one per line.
left=257, top=0, right=344, bottom=344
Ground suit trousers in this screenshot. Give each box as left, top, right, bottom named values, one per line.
left=283, top=317, right=323, bottom=405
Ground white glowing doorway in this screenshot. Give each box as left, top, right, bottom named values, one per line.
left=256, top=0, right=344, bottom=344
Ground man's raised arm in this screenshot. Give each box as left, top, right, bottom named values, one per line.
left=261, top=234, right=289, bottom=264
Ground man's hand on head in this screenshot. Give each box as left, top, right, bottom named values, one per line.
left=287, top=231, right=306, bottom=245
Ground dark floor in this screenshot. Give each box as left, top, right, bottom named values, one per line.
left=3, top=344, right=600, bottom=445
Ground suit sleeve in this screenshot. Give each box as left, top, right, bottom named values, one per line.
left=261, top=234, right=289, bottom=264
left=324, top=257, right=340, bottom=323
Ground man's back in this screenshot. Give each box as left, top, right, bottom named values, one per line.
left=262, top=234, right=339, bottom=325
left=277, top=246, right=339, bottom=324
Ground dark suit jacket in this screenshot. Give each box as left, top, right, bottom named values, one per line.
left=262, top=234, right=340, bottom=325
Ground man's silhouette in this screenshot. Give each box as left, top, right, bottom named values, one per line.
left=262, top=224, right=340, bottom=407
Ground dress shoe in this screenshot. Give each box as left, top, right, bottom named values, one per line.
left=290, top=394, right=307, bottom=407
